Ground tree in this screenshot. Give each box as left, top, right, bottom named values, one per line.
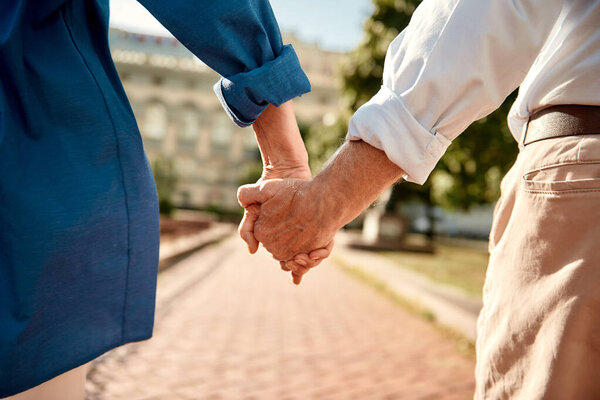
left=151, top=156, right=178, bottom=216
left=342, top=0, right=418, bottom=113
left=306, top=0, right=518, bottom=225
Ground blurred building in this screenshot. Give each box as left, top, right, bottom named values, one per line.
left=109, top=29, right=344, bottom=210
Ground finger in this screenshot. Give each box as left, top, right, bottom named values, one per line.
left=294, top=254, right=311, bottom=266
left=296, top=252, right=323, bottom=270
left=292, top=272, right=303, bottom=285
left=305, top=258, right=323, bottom=269
left=309, top=240, right=335, bottom=260
left=280, top=261, right=291, bottom=272
left=237, top=181, right=281, bottom=208
left=285, top=260, right=305, bottom=274
left=284, top=260, right=296, bottom=272
left=237, top=184, right=263, bottom=208
left=238, top=205, right=260, bottom=254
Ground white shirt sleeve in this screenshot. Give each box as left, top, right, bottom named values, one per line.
left=346, top=0, right=564, bottom=184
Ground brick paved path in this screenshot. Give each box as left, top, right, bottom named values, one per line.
left=86, top=236, right=475, bottom=400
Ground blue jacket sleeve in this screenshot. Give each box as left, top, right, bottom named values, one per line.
left=136, top=0, right=311, bottom=127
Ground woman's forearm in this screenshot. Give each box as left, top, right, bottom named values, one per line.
left=252, top=101, right=311, bottom=179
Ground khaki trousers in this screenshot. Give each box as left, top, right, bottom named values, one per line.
left=475, top=134, right=600, bottom=399
left=4, top=364, right=88, bottom=400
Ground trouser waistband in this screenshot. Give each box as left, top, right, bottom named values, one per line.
left=522, top=105, right=600, bottom=146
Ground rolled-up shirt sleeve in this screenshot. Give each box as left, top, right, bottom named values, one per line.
left=137, top=0, right=311, bottom=127
left=346, top=0, right=563, bottom=184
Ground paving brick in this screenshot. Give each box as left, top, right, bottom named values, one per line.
left=87, top=237, right=475, bottom=399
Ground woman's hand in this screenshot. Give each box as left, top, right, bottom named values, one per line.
left=238, top=178, right=338, bottom=284
left=240, top=101, right=330, bottom=282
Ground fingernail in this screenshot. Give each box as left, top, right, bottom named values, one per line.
left=295, top=259, right=307, bottom=266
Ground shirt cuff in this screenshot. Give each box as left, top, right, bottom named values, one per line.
left=213, top=44, right=311, bottom=127
left=346, top=86, right=452, bottom=185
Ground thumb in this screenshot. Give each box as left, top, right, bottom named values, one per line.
left=237, top=184, right=264, bottom=208
left=238, top=205, right=260, bottom=254
left=237, top=180, right=281, bottom=208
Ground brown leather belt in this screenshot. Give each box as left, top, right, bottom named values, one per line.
left=523, top=105, right=600, bottom=146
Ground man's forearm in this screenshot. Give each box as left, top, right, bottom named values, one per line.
left=236, top=139, right=403, bottom=263
left=252, top=101, right=310, bottom=178
left=310, top=140, right=405, bottom=230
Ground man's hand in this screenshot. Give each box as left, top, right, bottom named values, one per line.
left=238, top=179, right=338, bottom=264
left=239, top=141, right=406, bottom=284
left=240, top=100, right=331, bottom=281
left=243, top=102, right=405, bottom=286
left=280, top=241, right=334, bottom=284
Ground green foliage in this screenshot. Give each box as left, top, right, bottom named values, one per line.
left=151, top=156, right=178, bottom=216
left=305, top=115, right=349, bottom=172
left=431, top=92, right=518, bottom=209
left=238, top=160, right=263, bottom=186
left=342, top=0, right=418, bottom=112
left=306, top=0, right=518, bottom=211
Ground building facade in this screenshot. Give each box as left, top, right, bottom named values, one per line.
left=109, top=29, right=344, bottom=211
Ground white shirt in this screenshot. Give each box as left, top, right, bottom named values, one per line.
left=346, top=0, right=600, bottom=184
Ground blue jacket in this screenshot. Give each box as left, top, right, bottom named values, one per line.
left=0, top=0, right=310, bottom=396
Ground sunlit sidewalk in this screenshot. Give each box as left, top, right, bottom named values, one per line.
left=86, top=235, right=475, bottom=400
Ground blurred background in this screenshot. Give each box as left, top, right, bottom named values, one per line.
left=85, top=1, right=520, bottom=399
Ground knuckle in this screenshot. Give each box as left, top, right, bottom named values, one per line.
left=246, top=204, right=259, bottom=214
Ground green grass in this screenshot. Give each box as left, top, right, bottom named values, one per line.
left=380, top=236, right=489, bottom=297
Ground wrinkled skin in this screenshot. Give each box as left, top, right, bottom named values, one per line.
left=242, top=102, right=333, bottom=284
left=238, top=179, right=336, bottom=284
left=238, top=140, right=405, bottom=285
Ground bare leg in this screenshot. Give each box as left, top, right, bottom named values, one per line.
left=4, top=363, right=89, bottom=400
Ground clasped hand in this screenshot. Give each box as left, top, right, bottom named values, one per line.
left=237, top=177, right=336, bottom=285
left=237, top=102, right=337, bottom=284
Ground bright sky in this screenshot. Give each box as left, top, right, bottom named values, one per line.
left=108, top=0, right=373, bottom=52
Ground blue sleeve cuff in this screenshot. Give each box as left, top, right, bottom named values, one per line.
left=213, top=44, right=311, bottom=127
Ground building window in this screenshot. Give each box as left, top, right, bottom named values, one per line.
left=165, top=77, right=185, bottom=88
left=207, top=189, right=223, bottom=205
left=203, top=167, right=219, bottom=184
left=211, top=114, right=232, bottom=150
left=143, top=102, right=167, bottom=140
left=152, top=76, right=164, bottom=86
left=176, top=158, right=196, bottom=178
left=180, top=108, right=199, bottom=143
